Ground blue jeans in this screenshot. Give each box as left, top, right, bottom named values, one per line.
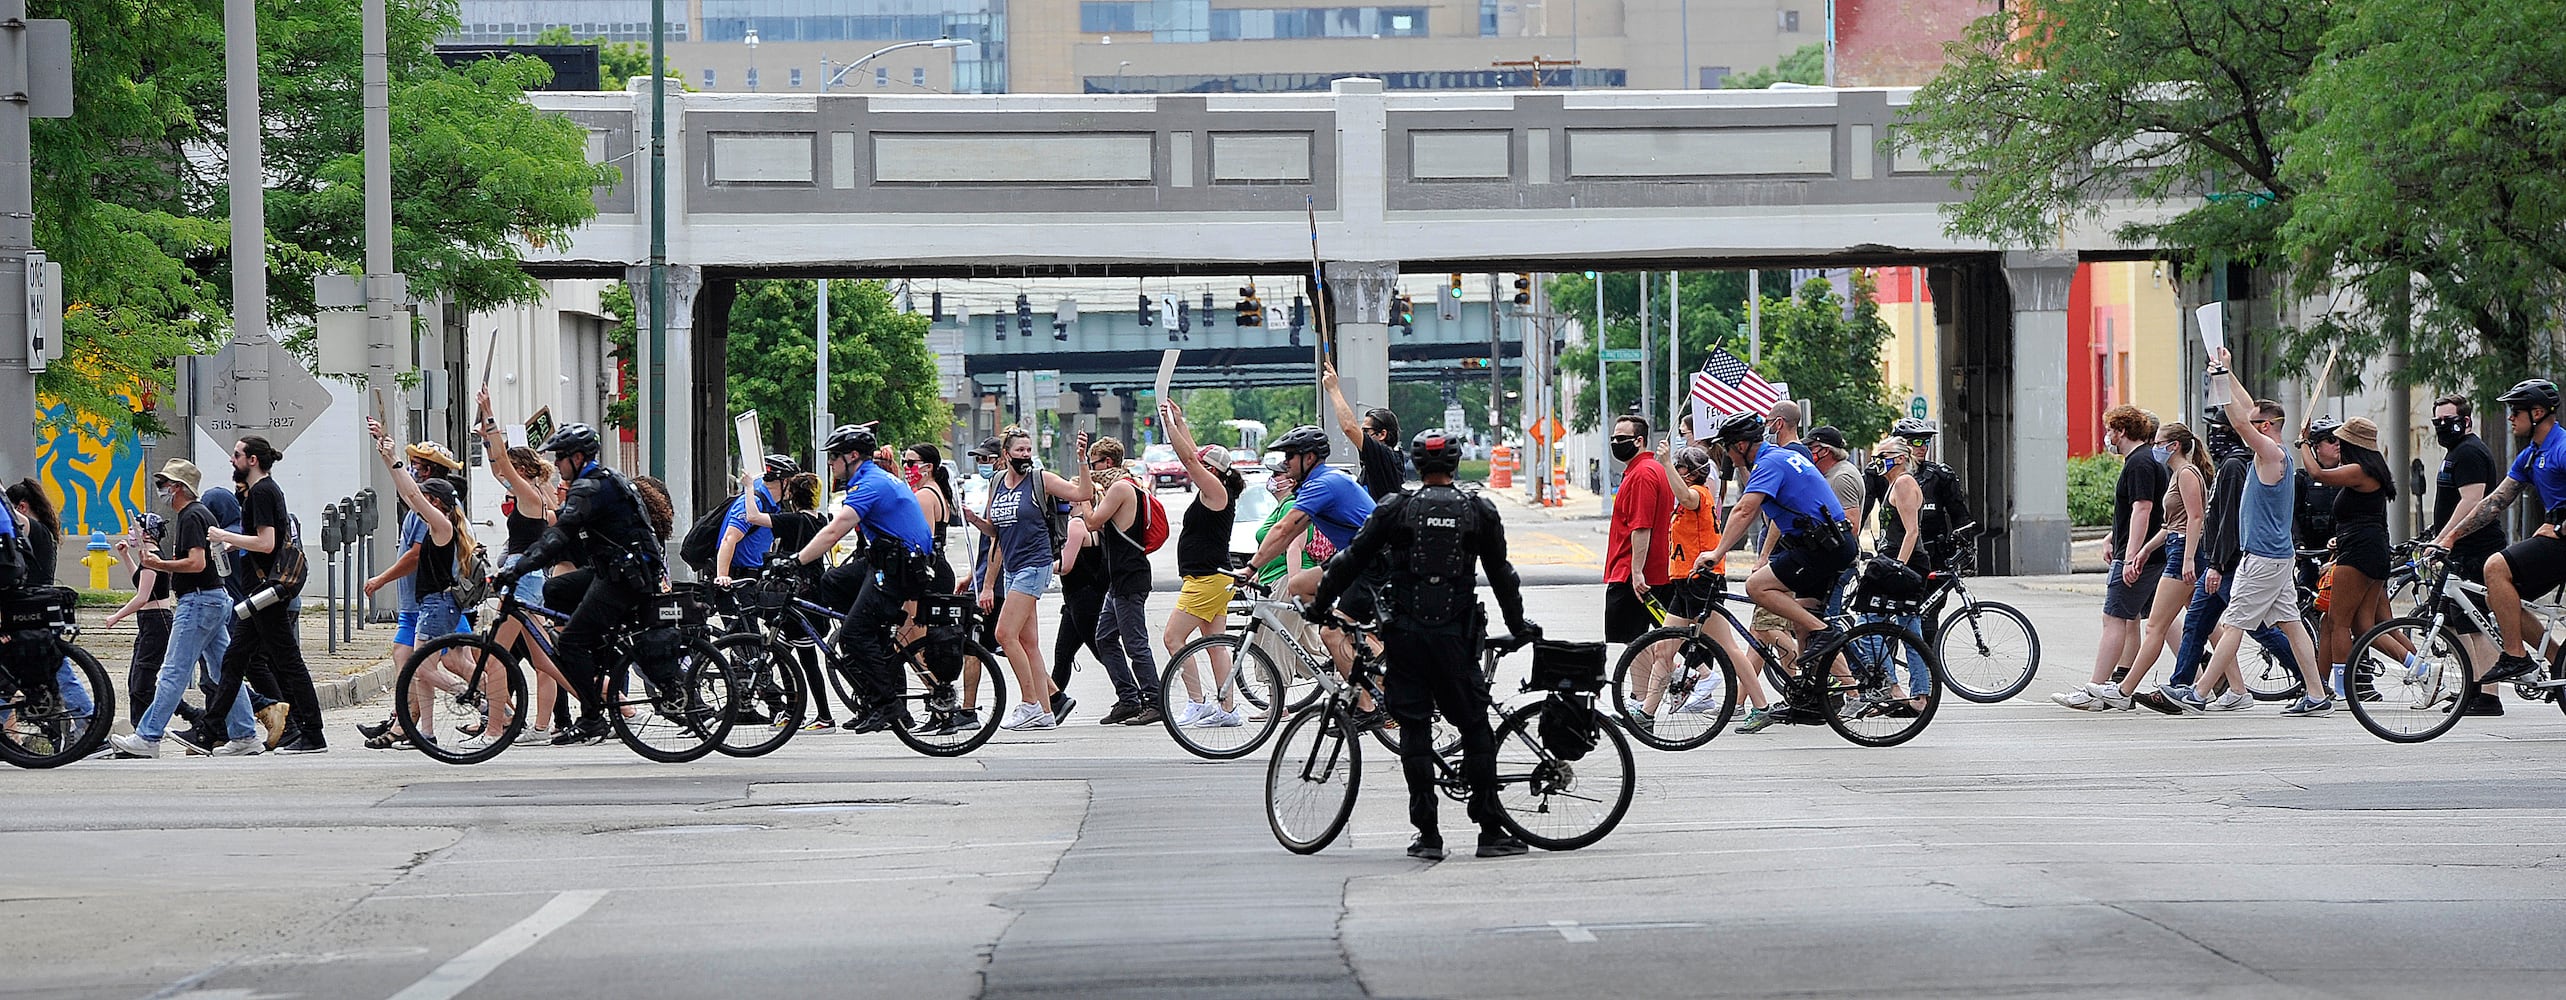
left=2170, top=572, right=2296, bottom=688
left=136, top=591, right=253, bottom=742
left=1860, top=613, right=1932, bottom=695
left=53, top=657, right=93, bottom=716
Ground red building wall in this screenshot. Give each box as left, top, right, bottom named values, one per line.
left=2066, top=264, right=2100, bottom=458
left=1836, top=0, right=2004, bottom=87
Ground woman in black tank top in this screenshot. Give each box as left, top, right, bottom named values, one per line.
left=475, top=393, right=572, bottom=740
left=2302, top=418, right=2401, bottom=700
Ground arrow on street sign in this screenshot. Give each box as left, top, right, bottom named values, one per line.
left=190, top=341, right=334, bottom=451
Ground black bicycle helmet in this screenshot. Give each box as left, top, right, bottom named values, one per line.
left=1711, top=412, right=1767, bottom=448
left=823, top=423, right=877, bottom=458
left=1408, top=428, right=1463, bottom=475
left=2499, top=378, right=2560, bottom=413
left=2303, top=416, right=2343, bottom=445
left=539, top=422, right=602, bottom=458
left=135, top=511, right=167, bottom=543
left=763, top=454, right=802, bottom=477
left=1269, top=424, right=1332, bottom=459
left=1892, top=416, right=1939, bottom=440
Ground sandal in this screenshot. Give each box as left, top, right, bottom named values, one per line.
left=363, top=730, right=404, bottom=750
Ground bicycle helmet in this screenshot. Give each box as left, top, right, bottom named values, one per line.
left=135, top=511, right=167, bottom=543
left=1891, top=417, right=1939, bottom=440
left=763, top=454, right=802, bottom=478
left=1408, top=428, right=1463, bottom=475
left=2499, top=378, right=2560, bottom=413
left=2303, top=416, right=2343, bottom=445
left=1269, top=424, right=1332, bottom=459
left=1710, top=412, right=1767, bottom=448
left=823, top=423, right=877, bottom=458
left=539, top=422, right=602, bottom=458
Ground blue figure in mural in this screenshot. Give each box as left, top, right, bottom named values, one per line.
left=37, top=400, right=100, bottom=536
left=92, top=418, right=143, bottom=534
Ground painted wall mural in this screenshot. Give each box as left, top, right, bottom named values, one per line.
left=37, top=393, right=148, bottom=538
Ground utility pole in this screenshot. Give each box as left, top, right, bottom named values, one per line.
left=1667, top=270, right=1681, bottom=444
left=0, top=4, right=69, bottom=477
left=1748, top=269, right=1762, bottom=364
left=1638, top=270, right=1652, bottom=418
left=814, top=278, right=830, bottom=473
left=224, top=0, right=269, bottom=459
left=1487, top=273, right=1502, bottom=447
left=646, top=0, right=669, bottom=478
left=361, top=0, right=401, bottom=576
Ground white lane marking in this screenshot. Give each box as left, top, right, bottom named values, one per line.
left=1548, top=920, right=1596, bottom=943
left=368, top=868, right=1052, bottom=901
left=383, top=889, right=607, bottom=1000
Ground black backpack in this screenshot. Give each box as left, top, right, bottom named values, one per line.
left=678, top=504, right=729, bottom=573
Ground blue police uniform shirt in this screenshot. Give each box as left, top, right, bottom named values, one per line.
left=2508, top=423, right=2566, bottom=511
left=841, top=461, right=936, bottom=555
left=1743, top=442, right=1846, bottom=536
left=722, top=481, right=776, bottom=569
left=1292, top=464, right=1376, bottom=550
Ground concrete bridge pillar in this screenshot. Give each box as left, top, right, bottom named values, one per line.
left=2002, top=251, right=2077, bottom=575
left=622, top=262, right=707, bottom=548
left=1324, top=260, right=1399, bottom=462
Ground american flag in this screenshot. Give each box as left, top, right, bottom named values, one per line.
left=1692, top=345, right=1784, bottom=416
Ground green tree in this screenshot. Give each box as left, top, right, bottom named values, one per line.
left=1550, top=271, right=1752, bottom=433
left=532, top=25, right=662, bottom=90
left=723, top=279, right=946, bottom=457
left=2278, top=0, right=2566, bottom=398
left=1761, top=273, right=1900, bottom=446
left=1724, top=43, right=1825, bottom=89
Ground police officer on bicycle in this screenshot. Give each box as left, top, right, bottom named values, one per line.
left=1887, top=417, right=1974, bottom=569
left=771, top=423, right=938, bottom=734
left=1308, top=429, right=1539, bottom=861
left=497, top=423, right=665, bottom=745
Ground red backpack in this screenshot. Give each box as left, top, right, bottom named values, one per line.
left=1138, top=487, right=1170, bottom=554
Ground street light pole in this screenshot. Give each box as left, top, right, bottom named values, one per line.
left=820, top=38, right=974, bottom=91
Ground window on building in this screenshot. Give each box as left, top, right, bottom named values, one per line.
left=790, top=67, right=803, bottom=88
left=1481, top=0, right=1498, bottom=36
left=703, top=67, right=716, bottom=88
left=1081, top=2, right=1144, bottom=33
left=1782, top=9, right=1800, bottom=31
left=913, top=66, right=927, bottom=87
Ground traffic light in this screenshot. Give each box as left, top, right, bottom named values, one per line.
left=1390, top=292, right=1414, bottom=334
left=1176, top=298, right=1192, bottom=341
left=1511, top=273, right=1532, bottom=308
left=1461, top=357, right=1488, bottom=369
left=1138, top=293, right=1156, bottom=328
left=1236, top=285, right=1264, bottom=327
left=1289, top=295, right=1307, bottom=347
left=1013, top=293, right=1033, bottom=340
left=1449, top=273, right=1464, bottom=298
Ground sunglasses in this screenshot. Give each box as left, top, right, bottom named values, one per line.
left=1610, top=434, right=1639, bottom=443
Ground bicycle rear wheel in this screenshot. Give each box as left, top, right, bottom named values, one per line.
left=2344, top=615, right=2471, bottom=743
left=0, top=641, right=112, bottom=769
left=711, top=633, right=803, bottom=758
left=1266, top=705, right=1361, bottom=854
left=1159, top=634, right=1288, bottom=759
left=396, top=635, right=528, bottom=765
left=1490, top=701, right=1634, bottom=851
left=1935, top=600, right=2040, bottom=703
left=1807, top=621, right=1942, bottom=747
left=1608, top=626, right=1736, bottom=751
left=611, top=637, right=738, bottom=763
left=2242, top=643, right=2306, bottom=702
left=890, top=636, right=1006, bottom=757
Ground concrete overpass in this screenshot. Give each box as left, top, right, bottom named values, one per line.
left=524, top=79, right=2184, bottom=574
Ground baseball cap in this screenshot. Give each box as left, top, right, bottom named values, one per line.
left=1806, top=426, right=1851, bottom=456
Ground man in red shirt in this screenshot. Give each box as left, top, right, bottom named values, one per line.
left=1605, top=414, right=1675, bottom=645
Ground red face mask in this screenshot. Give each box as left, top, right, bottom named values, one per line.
left=904, top=464, right=926, bottom=487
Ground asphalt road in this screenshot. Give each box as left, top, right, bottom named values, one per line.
left=10, top=580, right=2566, bottom=1000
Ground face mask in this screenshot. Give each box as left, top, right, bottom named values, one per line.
left=1010, top=456, right=1034, bottom=473
left=2152, top=444, right=2173, bottom=464
left=1611, top=439, right=1641, bottom=463
left=2434, top=419, right=2467, bottom=448
left=977, top=463, right=995, bottom=478
left=1266, top=475, right=1292, bottom=497
left=904, top=465, right=926, bottom=487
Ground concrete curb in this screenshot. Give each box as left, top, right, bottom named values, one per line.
left=314, top=658, right=397, bottom=712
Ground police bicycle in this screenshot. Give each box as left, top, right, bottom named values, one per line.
left=2342, top=545, right=2566, bottom=742
left=743, top=569, right=1006, bottom=758
left=1265, top=624, right=1634, bottom=855
left=0, top=587, right=113, bottom=769
left=395, top=582, right=739, bottom=764
left=1617, top=563, right=1944, bottom=748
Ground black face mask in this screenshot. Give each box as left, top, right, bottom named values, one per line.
left=1009, top=456, right=1034, bottom=473
left=1611, top=440, right=1641, bottom=463
left=2434, top=418, right=2468, bottom=449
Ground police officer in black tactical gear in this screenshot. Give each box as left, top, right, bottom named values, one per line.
left=1885, top=417, right=1975, bottom=569
left=498, top=422, right=666, bottom=745
left=1309, top=428, right=1539, bottom=861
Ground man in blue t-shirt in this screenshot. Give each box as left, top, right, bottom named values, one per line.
left=2439, top=378, right=2566, bottom=683
left=1699, top=412, right=1855, bottom=651
left=713, top=456, right=799, bottom=583
left=775, top=424, right=938, bottom=732
left=1250, top=425, right=1383, bottom=712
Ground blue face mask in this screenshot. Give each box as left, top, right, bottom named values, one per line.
left=977, top=463, right=995, bottom=478
left=2152, top=444, right=2173, bottom=464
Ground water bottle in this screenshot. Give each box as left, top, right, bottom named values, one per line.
left=233, top=586, right=284, bottom=620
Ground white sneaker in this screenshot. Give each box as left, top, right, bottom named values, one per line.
left=2050, top=688, right=2098, bottom=710
left=1192, top=706, right=1243, bottom=728
left=2410, top=657, right=2447, bottom=708
left=1677, top=676, right=1726, bottom=714
left=2206, top=690, right=2255, bottom=712
left=999, top=704, right=1056, bottom=731
left=2092, top=683, right=2134, bottom=711
left=108, top=733, right=160, bottom=758
left=1623, top=698, right=1652, bottom=722
left=210, top=737, right=263, bottom=756
left=1174, top=701, right=1208, bottom=727
left=448, top=733, right=495, bottom=754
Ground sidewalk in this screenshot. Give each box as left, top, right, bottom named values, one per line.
left=78, top=603, right=397, bottom=714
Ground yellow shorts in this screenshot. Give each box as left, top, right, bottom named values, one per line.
left=1175, top=573, right=1237, bottom=623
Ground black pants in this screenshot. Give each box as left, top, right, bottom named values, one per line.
left=820, top=560, right=922, bottom=718
left=1381, top=627, right=1500, bottom=839
left=204, top=601, right=321, bottom=740
left=545, top=568, right=647, bottom=719
left=124, top=608, right=173, bottom=726
left=1052, top=573, right=1110, bottom=693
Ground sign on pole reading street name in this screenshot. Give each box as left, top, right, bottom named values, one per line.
left=189, top=341, right=333, bottom=451
left=1600, top=348, right=1644, bottom=363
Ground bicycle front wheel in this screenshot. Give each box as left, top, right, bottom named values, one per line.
left=1808, top=621, right=1942, bottom=748
left=1159, top=634, right=1288, bottom=760
left=711, top=633, right=804, bottom=758
left=1490, top=701, right=1635, bottom=851
left=1935, top=600, right=2040, bottom=703
left=612, top=637, right=738, bottom=763
left=1266, top=705, right=1361, bottom=854
left=396, top=635, right=528, bottom=765
left=0, top=641, right=113, bottom=769
left=1608, top=626, right=1737, bottom=751
left=2344, top=615, right=2471, bottom=743
left=891, top=635, right=1006, bottom=757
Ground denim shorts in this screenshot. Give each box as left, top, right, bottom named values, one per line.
left=1005, top=563, right=1053, bottom=597
left=416, top=592, right=462, bottom=642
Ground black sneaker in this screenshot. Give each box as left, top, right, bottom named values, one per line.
left=846, top=711, right=895, bottom=735
left=2462, top=691, right=2506, bottom=717
left=1803, top=626, right=1847, bottom=660
left=1123, top=704, right=1165, bottom=726
left=1097, top=702, right=1140, bottom=726
left=554, top=717, right=609, bottom=746
left=274, top=732, right=329, bottom=755
left=1050, top=692, right=1078, bottom=725
left=1407, top=835, right=1447, bottom=861
left=939, top=709, right=982, bottom=735
left=2481, top=652, right=2540, bottom=684
left=1475, top=830, right=1529, bottom=858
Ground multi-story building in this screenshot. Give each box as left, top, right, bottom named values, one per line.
left=446, top=0, right=1819, bottom=94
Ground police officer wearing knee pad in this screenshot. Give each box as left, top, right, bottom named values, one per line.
left=498, top=423, right=665, bottom=745
left=771, top=423, right=938, bottom=733
left=1309, top=428, right=1538, bottom=861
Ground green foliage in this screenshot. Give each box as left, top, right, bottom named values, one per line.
left=723, top=279, right=945, bottom=457
left=1761, top=273, right=1901, bottom=446
left=2068, top=454, right=2123, bottom=528
left=1724, top=43, right=1825, bottom=90
left=532, top=25, right=663, bottom=90
left=1549, top=271, right=1749, bottom=434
